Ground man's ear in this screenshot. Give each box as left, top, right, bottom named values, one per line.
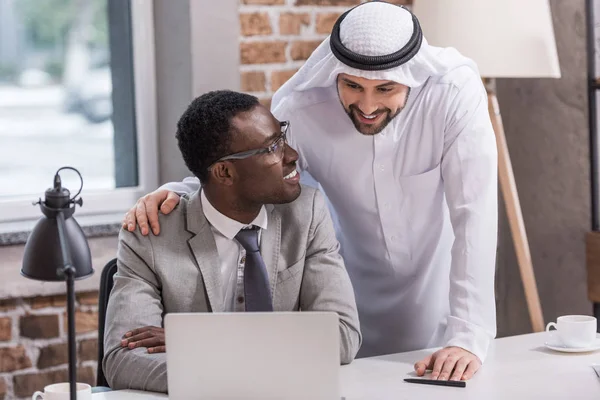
left=210, top=162, right=235, bottom=186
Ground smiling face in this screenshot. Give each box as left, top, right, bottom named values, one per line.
left=227, top=104, right=302, bottom=206
left=336, top=73, right=411, bottom=135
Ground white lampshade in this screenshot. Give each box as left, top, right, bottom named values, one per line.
left=411, top=0, right=561, bottom=78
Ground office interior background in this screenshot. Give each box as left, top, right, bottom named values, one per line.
left=0, top=0, right=593, bottom=398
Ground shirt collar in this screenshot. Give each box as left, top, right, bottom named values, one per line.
left=201, top=189, right=268, bottom=240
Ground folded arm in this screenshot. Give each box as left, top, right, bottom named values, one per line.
left=102, top=229, right=168, bottom=393
left=300, top=190, right=362, bottom=364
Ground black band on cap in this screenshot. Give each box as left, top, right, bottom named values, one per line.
left=330, top=3, right=423, bottom=71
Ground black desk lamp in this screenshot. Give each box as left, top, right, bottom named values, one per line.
left=22, top=166, right=94, bottom=400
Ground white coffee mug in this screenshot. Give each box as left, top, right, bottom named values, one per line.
left=545, top=315, right=597, bottom=348
left=32, top=382, right=92, bottom=400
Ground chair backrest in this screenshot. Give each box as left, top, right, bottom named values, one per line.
left=96, top=257, right=118, bottom=388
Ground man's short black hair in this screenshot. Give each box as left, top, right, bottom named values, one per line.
left=176, top=90, right=260, bottom=183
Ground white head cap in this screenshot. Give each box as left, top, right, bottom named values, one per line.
left=271, top=1, right=478, bottom=110
left=340, top=2, right=414, bottom=57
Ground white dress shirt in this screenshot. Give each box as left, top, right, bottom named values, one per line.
left=200, top=190, right=268, bottom=312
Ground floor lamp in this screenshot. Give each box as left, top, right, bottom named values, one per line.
left=412, top=0, right=561, bottom=332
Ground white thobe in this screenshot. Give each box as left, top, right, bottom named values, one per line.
left=165, top=64, right=497, bottom=362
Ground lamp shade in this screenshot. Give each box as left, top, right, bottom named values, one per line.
left=22, top=215, right=93, bottom=281
left=411, top=0, right=561, bottom=78
left=22, top=177, right=93, bottom=282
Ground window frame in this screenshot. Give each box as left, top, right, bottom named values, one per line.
left=0, top=0, right=158, bottom=235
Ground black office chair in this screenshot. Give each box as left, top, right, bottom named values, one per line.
left=96, top=257, right=118, bottom=388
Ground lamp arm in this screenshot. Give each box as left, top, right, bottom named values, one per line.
left=56, top=211, right=78, bottom=400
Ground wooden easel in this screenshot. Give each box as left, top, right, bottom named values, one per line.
left=484, top=78, right=545, bottom=332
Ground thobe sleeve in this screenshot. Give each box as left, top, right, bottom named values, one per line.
left=440, top=73, right=498, bottom=362
left=159, top=176, right=200, bottom=195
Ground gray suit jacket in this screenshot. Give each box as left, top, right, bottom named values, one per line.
left=103, top=186, right=361, bottom=393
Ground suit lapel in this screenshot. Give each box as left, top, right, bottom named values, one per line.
left=185, top=191, right=224, bottom=312
left=260, top=204, right=281, bottom=297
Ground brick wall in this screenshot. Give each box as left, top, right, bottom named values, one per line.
left=0, top=292, right=98, bottom=400
left=238, top=0, right=412, bottom=107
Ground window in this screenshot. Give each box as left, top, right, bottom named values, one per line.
left=0, top=0, right=157, bottom=234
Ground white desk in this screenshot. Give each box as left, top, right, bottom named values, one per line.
left=93, top=332, right=600, bottom=399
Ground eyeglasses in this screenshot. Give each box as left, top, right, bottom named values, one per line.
left=208, top=121, right=290, bottom=170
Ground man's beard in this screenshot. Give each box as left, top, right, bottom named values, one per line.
left=346, top=105, right=397, bottom=135
left=343, top=89, right=410, bottom=136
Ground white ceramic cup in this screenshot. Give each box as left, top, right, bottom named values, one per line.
left=545, top=315, right=597, bottom=348
left=32, top=383, right=92, bottom=400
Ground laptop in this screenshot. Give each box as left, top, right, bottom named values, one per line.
left=164, top=312, right=341, bottom=400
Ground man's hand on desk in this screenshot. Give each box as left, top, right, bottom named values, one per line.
left=414, top=346, right=481, bottom=381
left=121, top=326, right=166, bottom=354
